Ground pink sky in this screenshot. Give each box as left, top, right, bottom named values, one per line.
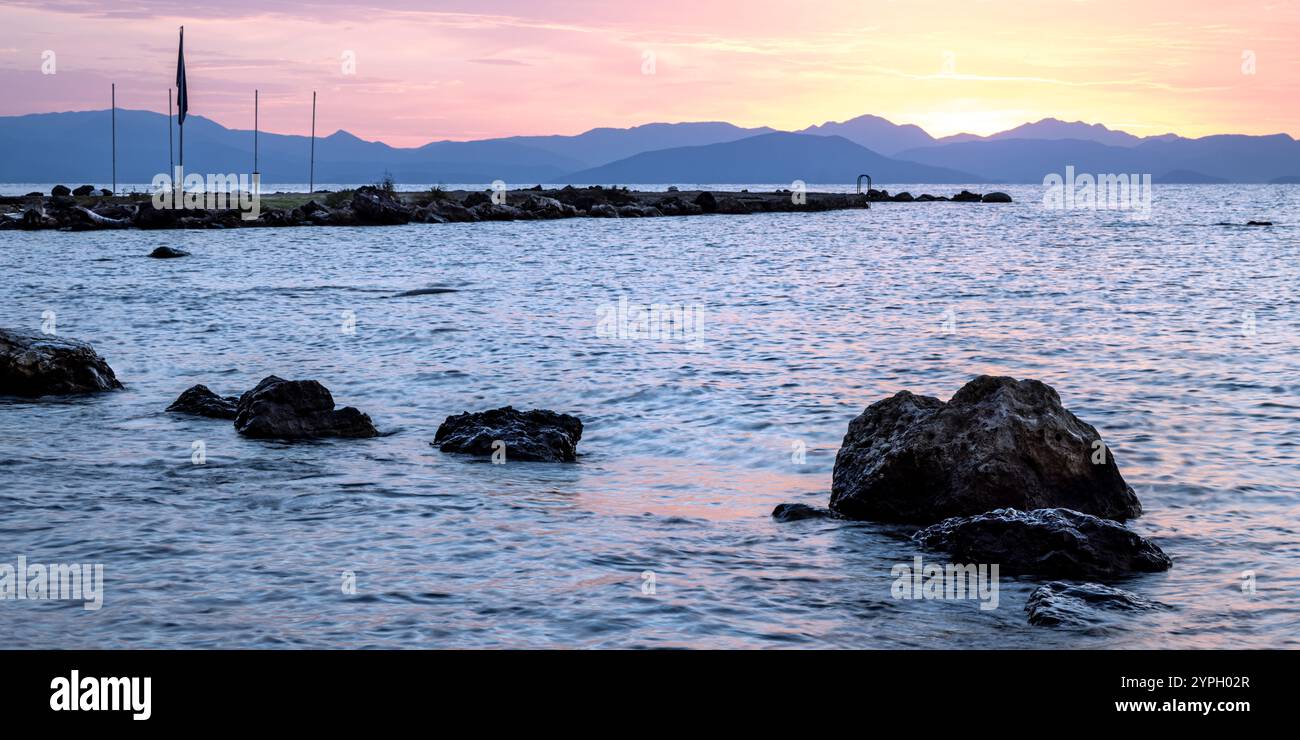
left=1, top=0, right=1297, bottom=146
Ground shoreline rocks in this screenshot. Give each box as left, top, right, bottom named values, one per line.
left=233, top=376, right=378, bottom=439
left=433, top=406, right=582, bottom=462
left=830, top=375, right=1143, bottom=523
left=0, top=328, right=122, bottom=397
left=913, top=507, right=1172, bottom=578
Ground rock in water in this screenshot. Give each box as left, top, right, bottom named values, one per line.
left=149, top=246, right=189, bottom=258
left=830, top=375, right=1142, bottom=523
left=0, top=328, right=122, bottom=397
left=913, top=508, right=1172, bottom=578
left=1025, top=581, right=1163, bottom=626
left=433, top=406, right=582, bottom=462
left=233, top=375, right=378, bottom=439
left=166, top=384, right=239, bottom=419
left=981, top=192, right=1013, bottom=203
left=771, top=503, right=838, bottom=522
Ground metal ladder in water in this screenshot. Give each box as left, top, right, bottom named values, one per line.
left=856, top=174, right=872, bottom=209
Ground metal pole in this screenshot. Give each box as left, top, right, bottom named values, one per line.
left=254, top=89, right=259, bottom=175
left=111, top=83, right=116, bottom=194
left=168, top=88, right=174, bottom=176
left=309, top=91, right=316, bottom=192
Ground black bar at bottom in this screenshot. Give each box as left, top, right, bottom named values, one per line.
left=3, top=649, right=1284, bottom=727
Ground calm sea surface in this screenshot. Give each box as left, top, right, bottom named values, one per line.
left=1, top=184, right=1297, bottom=648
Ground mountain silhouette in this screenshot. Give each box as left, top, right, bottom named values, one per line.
left=2, top=109, right=1296, bottom=185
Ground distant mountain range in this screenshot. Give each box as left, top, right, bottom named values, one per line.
left=1, top=110, right=1298, bottom=185
left=565, top=132, right=981, bottom=183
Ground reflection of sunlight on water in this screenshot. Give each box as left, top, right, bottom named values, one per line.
left=1, top=184, right=1298, bottom=647
left=573, top=456, right=824, bottom=520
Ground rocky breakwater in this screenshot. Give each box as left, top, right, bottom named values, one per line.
left=0, top=183, right=1011, bottom=232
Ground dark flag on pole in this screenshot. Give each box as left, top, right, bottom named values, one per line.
left=176, top=26, right=188, bottom=125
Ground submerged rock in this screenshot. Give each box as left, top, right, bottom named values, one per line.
left=148, top=246, right=189, bottom=258
left=433, top=406, right=582, bottom=462
left=0, top=327, right=122, bottom=397
left=771, top=503, right=839, bottom=522
left=166, top=384, right=239, bottom=419
left=913, top=507, right=1172, bottom=578
left=830, top=375, right=1142, bottom=523
left=393, top=286, right=459, bottom=297
left=1025, top=581, right=1163, bottom=626
left=981, top=191, right=1013, bottom=203
left=234, top=375, right=378, bottom=439
left=1246, top=220, right=1273, bottom=226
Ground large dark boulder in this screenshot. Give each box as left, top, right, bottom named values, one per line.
left=952, top=190, right=983, bottom=202
left=433, top=406, right=582, bottom=462
left=166, top=384, right=239, bottom=419
left=50, top=185, right=71, bottom=197
left=0, top=328, right=122, bottom=397
left=913, top=507, right=1172, bottom=578
left=830, top=376, right=1142, bottom=523
left=149, top=246, right=189, bottom=258
left=72, top=185, right=96, bottom=197
left=982, top=191, right=1013, bottom=203
left=233, top=375, right=378, bottom=439
left=350, top=187, right=411, bottom=225
left=1025, top=581, right=1163, bottom=626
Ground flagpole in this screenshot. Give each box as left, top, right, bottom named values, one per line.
left=111, top=83, right=116, bottom=195
left=177, top=26, right=184, bottom=180
left=168, top=88, right=174, bottom=177
left=309, top=90, right=316, bottom=193
left=254, top=89, right=259, bottom=176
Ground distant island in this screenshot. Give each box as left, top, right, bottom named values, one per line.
left=2, top=110, right=1298, bottom=184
